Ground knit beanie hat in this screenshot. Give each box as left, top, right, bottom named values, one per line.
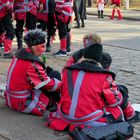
left=83, top=43, right=103, bottom=62
left=83, top=33, right=101, bottom=47
left=101, top=52, right=112, bottom=69
left=24, top=29, right=47, bottom=47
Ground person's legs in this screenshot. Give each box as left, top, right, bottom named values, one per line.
left=26, top=12, right=37, bottom=30
left=110, top=7, right=115, bottom=19
left=45, top=70, right=61, bottom=111
left=46, top=13, right=56, bottom=52
left=3, top=14, right=15, bottom=58
left=15, top=19, right=24, bottom=49
left=0, top=22, right=5, bottom=49
left=117, top=7, right=123, bottom=20
left=54, top=18, right=67, bottom=56
left=118, top=85, right=135, bottom=120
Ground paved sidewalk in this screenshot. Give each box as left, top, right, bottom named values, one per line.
left=0, top=8, right=140, bottom=140
left=87, top=7, right=140, bottom=21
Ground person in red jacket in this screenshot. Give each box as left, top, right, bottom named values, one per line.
left=54, top=0, right=74, bottom=56
left=110, top=0, right=123, bottom=20
left=0, top=0, right=15, bottom=58
left=4, top=29, right=62, bottom=116
left=101, top=52, right=140, bottom=122
left=37, top=0, right=56, bottom=52
left=13, top=0, right=39, bottom=49
left=45, top=34, right=139, bottom=131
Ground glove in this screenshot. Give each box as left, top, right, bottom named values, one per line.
left=72, top=49, right=83, bottom=62
left=46, top=66, right=54, bottom=75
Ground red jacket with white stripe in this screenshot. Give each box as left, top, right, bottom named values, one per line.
left=4, top=48, right=61, bottom=116
left=37, top=0, right=56, bottom=22
left=14, top=0, right=39, bottom=20
left=0, top=0, right=13, bottom=19
left=111, top=0, right=121, bottom=5
left=55, top=0, right=73, bottom=23
left=46, top=57, right=123, bottom=130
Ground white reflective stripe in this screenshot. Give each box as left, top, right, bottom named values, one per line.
left=34, top=78, right=51, bottom=89
left=48, top=78, right=60, bottom=92
left=6, top=89, right=31, bottom=94
left=62, top=10, right=73, bottom=16
left=7, top=94, right=12, bottom=108
left=3, top=1, right=10, bottom=6
left=7, top=58, right=18, bottom=90
left=84, top=121, right=107, bottom=126
left=108, top=97, right=123, bottom=107
left=6, top=58, right=18, bottom=108
left=23, top=89, right=41, bottom=113
left=57, top=106, right=106, bottom=126
left=63, top=2, right=73, bottom=6
left=55, top=0, right=64, bottom=2
left=5, top=91, right=31, bottom=99
left=118, top=106, right=125, bottom=121
left=69, top=71, right=85, bottom=118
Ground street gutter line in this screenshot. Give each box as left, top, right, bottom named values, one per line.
left=103, top=43, right=140, bottom=51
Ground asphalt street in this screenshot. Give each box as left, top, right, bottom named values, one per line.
left=0, top=8, right=140, bottom=140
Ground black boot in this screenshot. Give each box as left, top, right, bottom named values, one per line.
left=81, top=19, right=85, bottom=28
left=15, top=29, right=23, bottom=49
left=98, top=10, right=101, bottom=18
left=73, top=23, right=80, bottom=28
left=101, top=10, right=104, bottom=18
left=46, top=36, right=52, bottom=52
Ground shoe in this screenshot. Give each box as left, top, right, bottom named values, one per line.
left=66, top=49, right=72, bottom=56
left=3, top=52, right=14, bottom=58
left=110, top=17, right=114, bottom=20
left=73, top=25, right=80, bottom=28
left=118, top=17, right=123, bottom=20
left=128, top=111, right=140, bottom=123
left=54, top=50, right=67, bottom=57
left=81, top=24, right=85, bottom=28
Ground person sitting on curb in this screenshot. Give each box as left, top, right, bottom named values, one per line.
left=101, top=51, right=140, bottom=122
left=45, top=34, right=140, bottom=132
left=4, top=29, right=61, bottom=116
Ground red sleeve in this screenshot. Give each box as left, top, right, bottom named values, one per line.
left=102, top=75, right=123, bottom=107
left=27, top=62, right=61, bottom=92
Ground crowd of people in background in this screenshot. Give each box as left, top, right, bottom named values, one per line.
left=0, top=0, right=123, bottom=58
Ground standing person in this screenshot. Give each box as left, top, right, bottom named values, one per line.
left=73, top=0, right=87, bottom=28
left=13, top=0, right=39, bottom=50
left=54, top=0, right=73, bottom=56
left=45, top=34, right=139, bottom=131
left=110, top=0, right=123, bottom=20
left=0, top=0, right=15, bottom=58
left=4, top=29, right=62, bottom=116
left=37, top=0, right=56, bottom=52
left=97, top=0, right=105, bottom=18
left=87, top=0, right=92, bottom=7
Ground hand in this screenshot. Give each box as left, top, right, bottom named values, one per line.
left=72, top=49, right=84, bottom=62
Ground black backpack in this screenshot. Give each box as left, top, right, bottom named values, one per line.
left=69, top=121, right=134, bottom=140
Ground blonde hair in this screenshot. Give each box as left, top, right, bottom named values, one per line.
left=83, top=33, right=101, bottom=47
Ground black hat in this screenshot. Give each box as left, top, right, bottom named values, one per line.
left=101, top=52, right=112, bottom=69
left=24, top=29, right=47, bottom=47
left=83, top=43, right=103, bottom=62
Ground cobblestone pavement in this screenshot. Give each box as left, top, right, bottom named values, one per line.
left=0, top=20, right=140, bottom=140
